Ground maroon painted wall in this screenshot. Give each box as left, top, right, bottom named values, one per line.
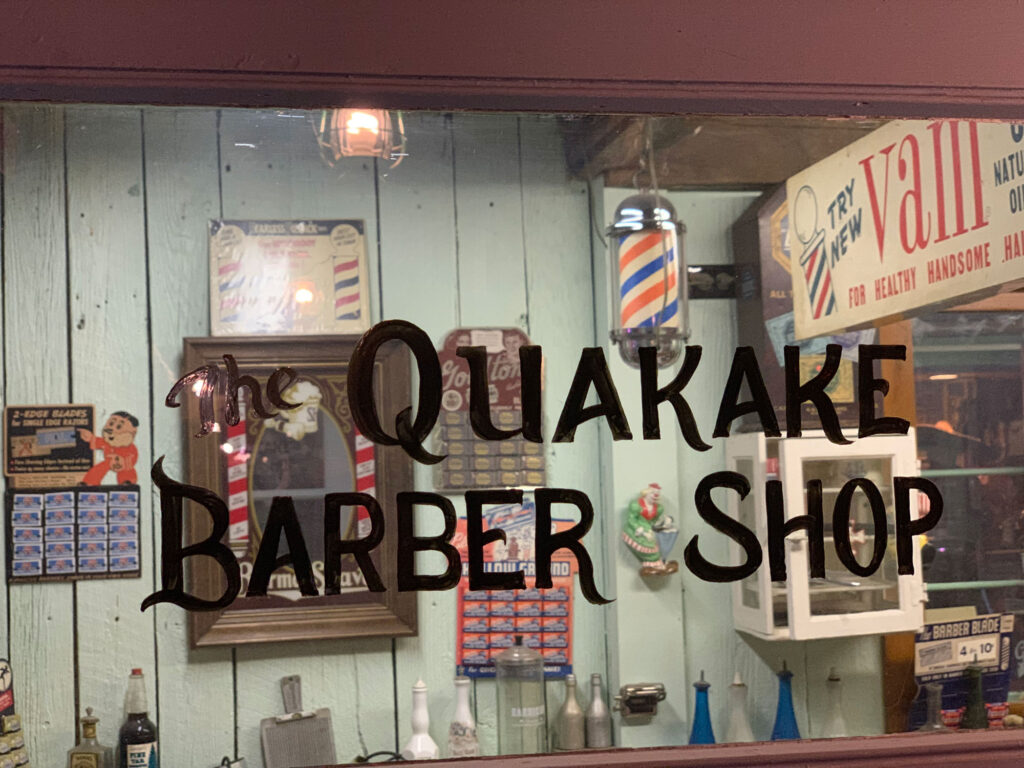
left=2, top=0, right=1023, bottom=116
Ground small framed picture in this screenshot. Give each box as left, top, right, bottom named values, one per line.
left=209, top=219, right=370, bottom=335
left=181, top=336, right=415, bottom=647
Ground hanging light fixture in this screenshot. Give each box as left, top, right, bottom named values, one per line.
left=607, top=119, right=688, bottom=369
left=315, top=109, right=407, bottom=167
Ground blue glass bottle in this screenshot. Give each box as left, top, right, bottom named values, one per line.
left=770, top=662, right=801, bottom=741
left=689, top=670, right=715, bottom=745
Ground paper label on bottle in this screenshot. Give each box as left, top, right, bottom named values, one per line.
left=447, top=722, right=479, bottom=757
left=70, top=755, right=99, bottom=768
left=126, top=742, right=158, bottom=767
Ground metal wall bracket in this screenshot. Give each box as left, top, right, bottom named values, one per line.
left=687, top=264, right=738, bottom=299
left=614, top=682, right=667, bottom=719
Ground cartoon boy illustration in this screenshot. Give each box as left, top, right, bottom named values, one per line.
left=79, top=411, right=139, bottom=485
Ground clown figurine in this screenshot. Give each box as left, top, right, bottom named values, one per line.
left=621, top=483, right=679, bottom=576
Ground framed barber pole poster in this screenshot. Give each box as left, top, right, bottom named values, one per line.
left=209, top=219, right=371, bottom=336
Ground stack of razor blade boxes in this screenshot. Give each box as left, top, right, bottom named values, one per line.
left=11, top=488, right=140, bottom=578
left=0, top=713, right=28, bottom=767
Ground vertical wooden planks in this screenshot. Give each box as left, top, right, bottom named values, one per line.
left=217, top=107, right=396, bottom=762
left=594, top=185, right=693, bottom=749
left=804, top=637, right=884, bottom=736
left=379, top=111, right=461, bottom=755
left=518, top=114, right=609, bottom=737
left=451, top=113, right=529, bottom=331
left=65, top=104, right=156, bottom=749
left=450, top=113, right=531, bottom=754
left=143, top=107, right=237, bottom=765
left=666, top=190, right=798, bottom=742
left=234, top=639, right=394, bottom=764
left=2, top=104, right=76, bottom=766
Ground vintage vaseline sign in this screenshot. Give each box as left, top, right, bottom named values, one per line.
left=787, top=120, right=1024, bottom=339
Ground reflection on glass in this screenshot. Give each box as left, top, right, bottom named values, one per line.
left=913, top=311, right=1024, bottom=616
left=801, top=457, right=899, bottom=616
left=735, top=458, right=760, bottom=611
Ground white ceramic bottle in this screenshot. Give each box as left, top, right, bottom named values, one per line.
left=401, top=678, right=439, bottom=760
left=447, top=676, right=479, bottom=757
left=724, top=672, right=755, bottom=742
left=821, top=667, right=849, bottom=738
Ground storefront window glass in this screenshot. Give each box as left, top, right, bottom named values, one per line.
left=0, top=104, right=1021, bottom=765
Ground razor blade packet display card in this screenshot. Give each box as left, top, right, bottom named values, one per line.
left=3, top=405, right=95, bottom=488
left=908, top=613, right=1015, bottom=730
left=5, top=485, right=141, bottom=582
left=454, top=500, right=576, bottom=679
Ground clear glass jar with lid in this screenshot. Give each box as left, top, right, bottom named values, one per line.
left=494, top=635, right=546, bottom=754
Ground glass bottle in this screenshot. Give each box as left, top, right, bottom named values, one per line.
left=688, top=670, right=715, bottom=744
left=401, top=678, right=439, bottom=760
left=447, top=676, right=478, bottom=758
left=118, top=668, right=158, bottom=768
left=724, top=672, right=754, bottom=743
left=961, top=663, right=988, bottom=729
left=585, top=673, right=612, bottom=748
left=553, top=674, right=585, bottom=750
left=494, top=636, right=546, bottom=754
left=67, top=707, right=114, bottom=768
left=821, top=668, right=848, bottom=738
left=770, top=662, right=800, bottom=741
left=917, top=682, right=948, bottom=732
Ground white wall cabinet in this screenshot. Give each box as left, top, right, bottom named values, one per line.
left=726, top=430, right=924, bottom=641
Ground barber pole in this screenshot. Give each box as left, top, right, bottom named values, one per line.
left=355, top=430, right=375, bottom=537
left=606, top=191, right=687, bottom=369
left=617, top=229, right=680, bottom=331
left=217, top=251, right=245, bottom=325
left=800, top=229, right=837, bottom=320
left=334, top=253, right=362, bottom=321
left=226, top=401, right=249, bottom=556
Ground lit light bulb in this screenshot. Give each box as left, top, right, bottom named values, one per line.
left=221, top=442, right=235, bottom=455
left=295, top=287, right=314, bottom=304
left=346, top=111, right=380, bottom=136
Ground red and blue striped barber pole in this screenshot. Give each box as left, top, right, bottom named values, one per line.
left=217, top=254, right=245, bottom=325
left=334, top=253, right=362, bottom=321
left=226, top=400, right=249, bottom=556
left=800, top=232, right=837, bottom=320
left=354, top=430, right=375, bottom=538
left=617, top=229, right=680, bottom=332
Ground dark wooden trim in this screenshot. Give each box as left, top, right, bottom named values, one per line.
left=337, top=730, right=1024, bottom=768
left=7, top=70, right=1024, bottom=118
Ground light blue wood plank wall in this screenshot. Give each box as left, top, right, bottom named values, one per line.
left=0, top=104, right=886, bottom=768
left=599, top=188, right=886, bottom=742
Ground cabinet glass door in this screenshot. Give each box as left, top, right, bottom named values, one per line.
left=727, top=432, right=777, bottom=637
left=782, top=432, right=923, bottom=639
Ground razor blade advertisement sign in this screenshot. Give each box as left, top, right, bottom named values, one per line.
left=454, top=501, right=576, bottom=679
left=914, top=614, right=1014, bottom=680
left=786, top=120, right=1024, bottom=339
left=4, top=405, right=95, bottom=486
